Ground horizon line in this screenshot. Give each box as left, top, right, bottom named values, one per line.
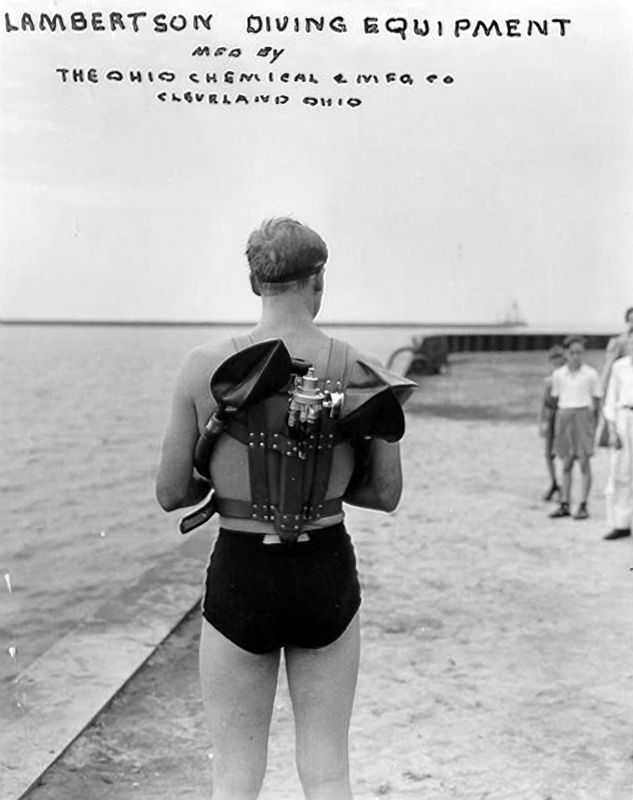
left=0, top=318, right=532, bottom=329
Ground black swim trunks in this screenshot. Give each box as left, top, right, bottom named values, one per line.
left=202, top=523, right=361, bottom=654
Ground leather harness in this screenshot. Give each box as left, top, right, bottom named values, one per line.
left=214, top=335, right=350, bottom=540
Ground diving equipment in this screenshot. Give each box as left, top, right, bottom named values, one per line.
left=193, top=338, right=296, bottom=478
left=337, top=359, right=416, bottom=442
left=179, top=339, right=300, bottom=535
left=287, top=367, right=344, bottom=457
left=179, top=337, right=415, bottom=539
left=179, top=493, right=217, bottom=535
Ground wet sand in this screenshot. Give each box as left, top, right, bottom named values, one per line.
left=24, top=354, right=633, bottom=800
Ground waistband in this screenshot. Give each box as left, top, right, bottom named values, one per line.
left=217, top=521, right=347, bottom=545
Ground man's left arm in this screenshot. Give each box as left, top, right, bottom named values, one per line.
left=344, top=439, right=402, bottom=512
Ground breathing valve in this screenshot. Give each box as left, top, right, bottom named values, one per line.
left=287, top=367, right=344, bottom=446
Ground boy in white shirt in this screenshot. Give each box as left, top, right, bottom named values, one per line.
left=549, top=335, right=602, bottom=520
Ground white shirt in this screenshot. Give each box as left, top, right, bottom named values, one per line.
left=603, top=356, right=633, bottom=422
left=551, top=364, right=601, bottom=409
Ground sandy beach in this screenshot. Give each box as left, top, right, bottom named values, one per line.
left=21, top=353, right=633, bottom=800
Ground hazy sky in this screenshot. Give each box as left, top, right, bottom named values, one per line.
left=1, top=0, right=632, bottom=326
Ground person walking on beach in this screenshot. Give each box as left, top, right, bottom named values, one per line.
left=549, top=335, right=602, bottom=520
left=602, top=336, right=633, bottom=540
left=595, top=306, right=633, bottom=447
left=156, top=218, right=406, bottom=800
left=539, top=345, right=566, bottom=502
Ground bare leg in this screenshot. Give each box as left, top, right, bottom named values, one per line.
left=285, top=613, right=360, bottom=800
left=561, top=456, right=575, bottom=504
left=199, top=619, right=280, bottom=800
left=579, top=456, right=592, bottom=504
left=546, top=452, right=557, bottom=487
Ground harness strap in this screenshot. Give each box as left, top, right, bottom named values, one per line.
left=306, top=339, right=349, bottom=515
left=223, top=335, right=349, bottom=541
left=225, top=420, right=343, bottom=449
left=215, top=496, right=343, bottom=522
left=275, top=444, right=307, bottom=539
left=246, top=402, right=270, bottom=513
left=232, top=333, right=254, bottom=351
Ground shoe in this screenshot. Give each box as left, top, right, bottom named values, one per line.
left=542, top=484, right=560, bottom=502
left=573, top=503, right=589, bottom=520
left=603, top=528, right=631, bottom=540
left=573, top=504, right=590, bottom=520
left=549, top=503, right=571, bottom=518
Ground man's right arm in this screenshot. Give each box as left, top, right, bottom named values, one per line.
left=155, top=349, right=213, bottom=511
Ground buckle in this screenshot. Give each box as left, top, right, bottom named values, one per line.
left=271, top=506, right=304, bottom=542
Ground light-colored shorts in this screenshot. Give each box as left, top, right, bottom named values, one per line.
left=554, top=407, right=596, bottom=459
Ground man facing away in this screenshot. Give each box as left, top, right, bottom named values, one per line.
left=156, top=217, right=403, bottom=800
left=549, top=335, right=602, bottom=520
left=602, top=336, right=633, bottom=540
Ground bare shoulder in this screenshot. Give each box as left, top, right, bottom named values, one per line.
left=328, top=336, right=382, bottom=369
left=176, top=338, right=238, bottom=402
